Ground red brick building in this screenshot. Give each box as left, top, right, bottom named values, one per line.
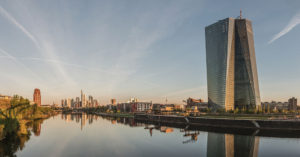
left=33, top=88, right=41, bottom=106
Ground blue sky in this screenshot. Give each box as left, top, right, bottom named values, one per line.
left=0, top=0, right=299, bottom=105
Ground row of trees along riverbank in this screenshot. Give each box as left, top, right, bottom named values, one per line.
left=0, top=95, right=56, bottom=141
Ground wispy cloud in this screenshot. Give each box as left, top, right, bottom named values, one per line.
left=21, top=57, right=118, bottom=75
left=106, top=2, right=194, bottom=96
left=165, top=86, right=205, bottom=97
left=0, top=4, right=77, bottom=86
left=0, top=1, right=203, bottom=104
left=269, top=11, right=300, bottom=44
left=0, top=48, right=42, bottom=79
left=0, top=6, right=39, bottom=47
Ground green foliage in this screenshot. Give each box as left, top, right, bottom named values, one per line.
left=216, top=108, right=225, bottom=113
left=234, top=108, right=240, bottom=114
left=207, top=108, right=211, bottom=113
left=0, top=95, right=31, bottom=120
left=0, top=95, right=54, bottom=140
left=2, top=118, right=19, bottom=135
left=227, top=109, right=234, bottom=113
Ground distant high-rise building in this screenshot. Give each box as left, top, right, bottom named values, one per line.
left=76, top=97, right=80, bottom=108
left=71, top=98, right=75, bottom=108
left=111, top=99, right=116, bottom=105
left=89, top=96, right=93, bottom=107
left=205, top=15, right=261, bottom=111
left=67, top=99, right=71, bottom=108
left=65, top=99, right=67, bottom=107
left=33, top=88, right=41, bottom=106
left=81, top=90, right=86, bottom=108
left=93, top=100, right=98, bottom=107
left=288, top=97, right=297, bottom=111
left=61, top=99, right=64, bottom=107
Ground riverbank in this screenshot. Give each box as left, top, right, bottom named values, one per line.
left=134, top=114, right=300, bottom=131
left=86, top=112, right=300, bottom=138
left=94, top=112, right=134, bottom=118
left=69, top=110, right=300, bottom=131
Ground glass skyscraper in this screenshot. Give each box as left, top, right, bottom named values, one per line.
left=205, top=17, right=261, bottom=111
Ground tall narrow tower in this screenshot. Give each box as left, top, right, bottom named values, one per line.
left=33, top=88, right=41, bottom=106
left=81, top=90, right=86, bottom=108
left=205, top=15, right=261, bottom=111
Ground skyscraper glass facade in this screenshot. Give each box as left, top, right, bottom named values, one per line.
left=205, top=17, right=260, bottom=111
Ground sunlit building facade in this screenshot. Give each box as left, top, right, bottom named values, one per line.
left=81, top=90, right=86, bottom=108
left=288, top=97, right=297, bottom=111
left=205, top=17, right=261, bottom=111
left=33, top=88, right=41, bottom=106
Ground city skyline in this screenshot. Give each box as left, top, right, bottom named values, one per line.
left=0, top=0, right=300, bottom=104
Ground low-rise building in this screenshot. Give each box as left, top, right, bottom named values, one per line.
left=186, top=97, right=208, bottom=111
left=116, top=99, right=152, bottom=113
left=0, top=94, right=11, bottom=100
left=152, top=103, right=163, bottom=111
left=288, top=97, right=297, bottom=111
left=261, top=101, right=289, bottom=111
left=132, top=102, right=152, bottom=112
left=0, top=94, right=11, bottom=106
left=160, top=104, right=175, bottom=112
left=117, top=103, right=131, bottom=112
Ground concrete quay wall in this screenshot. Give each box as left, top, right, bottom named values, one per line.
left=134, top=114, right=300, bottom=130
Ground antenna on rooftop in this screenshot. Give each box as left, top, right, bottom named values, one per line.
left=240, top=9, right=242, bottom=19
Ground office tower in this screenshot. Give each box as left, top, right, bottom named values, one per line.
left=33, top=88, right=41, bottom=106
left=61, top=99, right=64, bottom=107
left=66, top=98, right=71, bottom=108
left=76, top=97, right=80, bottom=108
left=83, top=95, right=86, bottom=107
left=88, top=96, right=93, bottom=107
left=205, top=15, right=261, bottom=111
left=71, top=98, right=75, bottom=108
left=288, top=97, right=297, bottom=111
left=93, top=100, right=98, bottom=107
left=111, top=99, right=116, bottom=105
left=64, top=99, right=68, bottom=107
left=81, top=90, right=86, bottom=108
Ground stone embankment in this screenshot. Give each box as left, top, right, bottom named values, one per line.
left=134, top=114, right=300, bottom=130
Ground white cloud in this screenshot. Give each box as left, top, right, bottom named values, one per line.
left=269, top=11, right=300, bottom=44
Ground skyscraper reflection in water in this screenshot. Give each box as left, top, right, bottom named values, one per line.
left=207, top=132, right=259, bottom=157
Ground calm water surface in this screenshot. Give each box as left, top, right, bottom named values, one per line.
left=5, top=114, right=300, bottom=157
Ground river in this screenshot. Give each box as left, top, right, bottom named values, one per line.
left=2, top=113, right=299, bottom=157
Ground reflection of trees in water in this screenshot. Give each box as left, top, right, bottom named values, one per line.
left=0, top=119, right=43, bottom=157
left=32, top=120, right=42, bottom=136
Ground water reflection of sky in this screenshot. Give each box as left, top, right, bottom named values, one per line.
left=14, top=114, right=300, bottom=157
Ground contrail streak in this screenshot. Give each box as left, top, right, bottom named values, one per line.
left=269, top=11, right=300, bottom=44
left=0, top=6, right=40, bottom=47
